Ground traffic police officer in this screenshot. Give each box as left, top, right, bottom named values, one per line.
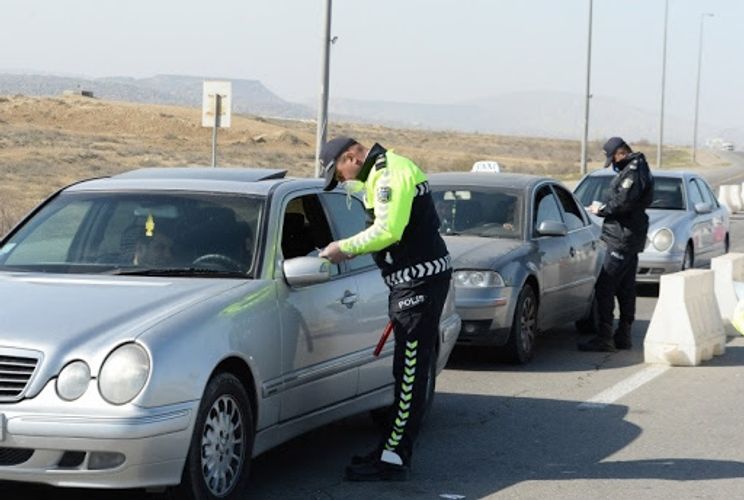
left=319, top=136, right=451, bottom=481
left=580, top=137, right=654, bottom=352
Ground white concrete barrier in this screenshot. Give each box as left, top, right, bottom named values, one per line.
left=644, top=269, right=726, bottom=366
left=712, top=253, right=744, bottom=336
left=718, top=185, right=732, bottom=212
left=731, top=185, right=743, bottom=213
left=719, top=185, right=743, bottom=213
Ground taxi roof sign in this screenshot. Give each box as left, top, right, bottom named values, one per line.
left=471, top=161, right=501, bottom=173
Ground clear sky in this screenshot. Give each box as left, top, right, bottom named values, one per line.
left=1, top=0, right=742, bottom=131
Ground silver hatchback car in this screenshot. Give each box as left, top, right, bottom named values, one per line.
left=0, top=168, right=460, bottom=498
left=575, top=169, right=730, bottom=283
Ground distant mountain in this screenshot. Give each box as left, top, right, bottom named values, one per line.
left=1, top=72, right=738, bottom=146
left=0, top=73, right=312, bottom=119
left=329, top=91, right=721, bottom=145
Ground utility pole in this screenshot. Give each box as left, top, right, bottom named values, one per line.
left=692, top=13, right=714, bottom=164
left=314, top=0, right=333, bottom=177
left=657, top=0, right=669, bottom=169
left=580, top=0, right=593, bottom=176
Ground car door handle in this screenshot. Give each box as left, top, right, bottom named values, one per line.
left=340, top=290, right=358, bottom=308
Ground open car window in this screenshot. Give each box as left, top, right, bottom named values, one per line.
left=321, top=193, right=376, bottom=272
left=279, top=193, right=340, bottom=276
left=0, top=191, right=263, bottom=276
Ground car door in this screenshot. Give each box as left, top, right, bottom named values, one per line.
left=552, top=184, right=599, bottom=319
left=698, top=178, right=728, bottom=255
left=275, top=192, right=366, bottom=421
left=320, top=192, right=391, bottom=394
left=688, top=178, right=715, bottom=263
left=531, top=184, right=573, bottom=328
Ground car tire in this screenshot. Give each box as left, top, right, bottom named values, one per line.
left=503, top=285, right=538, bottom=364
left=370, top=347, right=438, bottom=428
left=178, top=372, right=254, bottom=500
left=682, top=243, right=694, bottom=270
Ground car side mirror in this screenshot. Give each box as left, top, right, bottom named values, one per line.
left=283, top=256, right=332, bottom=287
left=694, top=202, right=712, bottom=214
left=537, top=220, right=568, bottom=237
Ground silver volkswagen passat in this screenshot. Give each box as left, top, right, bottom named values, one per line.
left=430, top=173, right=603, bottom=364
left=0, top=168, right=460, bottom=498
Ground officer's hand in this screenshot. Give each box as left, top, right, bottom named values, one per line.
left=319, top=241, right=351, bottom=264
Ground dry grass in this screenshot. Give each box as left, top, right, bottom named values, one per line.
left=0, top=94, right=724, bottom=235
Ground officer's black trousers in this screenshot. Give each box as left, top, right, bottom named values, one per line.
left=596, top=250, right=639, bottom=335
left=381, top=272, right=450, bottom=465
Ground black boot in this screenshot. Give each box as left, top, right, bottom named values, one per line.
left=614, top=322, right=633, bottom=350
left=345, top=460, right=410, bottom=481
left=350, top=448, right=381, bottom=465
left=578, top=324, right=617, bottom=352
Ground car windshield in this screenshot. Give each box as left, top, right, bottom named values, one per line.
left=432, top=187, right=522, bottom=239
left=0, top=191, right=264, bottom=277
left=575, top=176, right=685, bottom=211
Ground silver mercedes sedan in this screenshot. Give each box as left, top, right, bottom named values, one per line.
left=0, top=168, right=460, bottom=497
left=429, top=173, right=603, bottom=364
left=574, top=169, right=730, bottom=283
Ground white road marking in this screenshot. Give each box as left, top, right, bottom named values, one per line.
left=578, top=365, right=671, bottom=410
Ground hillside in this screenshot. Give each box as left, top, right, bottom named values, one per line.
left=0, top=73, right=311, bottom=118
left=2, top=73, right=739, bottom=146
left=0, top=94, right=722, bottom=235
left=330, top=92, right=743, bottom=146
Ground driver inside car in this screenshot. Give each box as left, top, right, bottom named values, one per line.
left=133, top=231, right=175, bottom=267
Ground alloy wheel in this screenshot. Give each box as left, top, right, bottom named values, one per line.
left=520, top=295, right=537, bottom=354
left=201, top=395, right=245, bottom=497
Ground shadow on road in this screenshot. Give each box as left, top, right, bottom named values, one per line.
left=249, top=392, right=744, bottom=499
left=447, top=320, right=651, bottom=373
left=4, top=391, right=744, bottom=499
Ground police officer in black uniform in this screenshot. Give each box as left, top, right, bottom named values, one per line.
left=579, top=137, right=654, bottom=352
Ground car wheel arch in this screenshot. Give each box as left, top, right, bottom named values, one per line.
left=522, top=274, right=540, bottom=304
left=208, top=356, right=258, bottom=429
left=520, top=274, right=540, bottom=329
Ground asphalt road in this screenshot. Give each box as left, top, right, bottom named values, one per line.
left=3, top=154, right=744, bottom=499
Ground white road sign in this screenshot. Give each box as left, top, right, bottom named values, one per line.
left=202, top=81, right=232, bottom=128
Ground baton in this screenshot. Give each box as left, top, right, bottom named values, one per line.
left=373, top=321, right=394, bottom=357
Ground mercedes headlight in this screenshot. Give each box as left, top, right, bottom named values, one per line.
left=453, top=270, right=505, bottom=288
left=56, top=361, right=91, bottom=401
left=98, top=343, right=150, bottom=405
left=652, top=228, right=674, bottom=252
